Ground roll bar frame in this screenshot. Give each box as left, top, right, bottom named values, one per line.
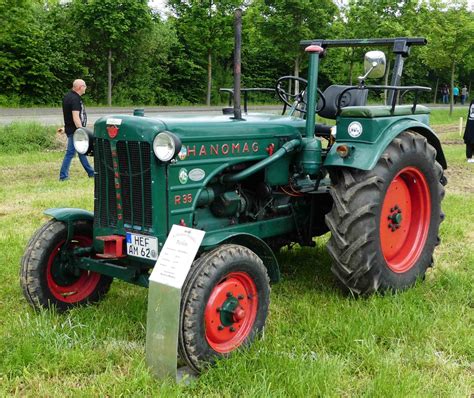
left=300, top=37, right=428, bottom=105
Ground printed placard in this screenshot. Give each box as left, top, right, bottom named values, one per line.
left=149, top=225, right=205, bottom=289
left=106, top=118, right=122, bottom=125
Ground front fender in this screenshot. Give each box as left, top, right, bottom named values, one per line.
left=44, top=208, right=93, bottom=243
left=201, top=232, right=280, bottom=283
left=324, top=119, right=447, bottom=171
left=44, top=208, right=94, bottom=223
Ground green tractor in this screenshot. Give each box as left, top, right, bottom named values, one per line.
left=20, top=37, right=446, bottom=373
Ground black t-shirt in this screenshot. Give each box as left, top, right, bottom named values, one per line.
left=62, top=90, right=87, bottom=136
left=464, top=100, right=474, bottom=144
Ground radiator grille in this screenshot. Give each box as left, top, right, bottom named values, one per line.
left=94, top=138, right=152, bottom=231
left=117, top=141, right=153, bottom=229
left=94, top=139, right=116, bottom=227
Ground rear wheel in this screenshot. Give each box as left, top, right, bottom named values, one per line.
left=178, top=244, right=270, bottom=372
left=326, top=131, right=445, bottom=294
left=20, top=220, right=112, bottom=311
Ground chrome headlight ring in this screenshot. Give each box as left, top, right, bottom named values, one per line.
left=153, top=132, right=182, bottom=162
left=73, top=127, right=94, bottom=155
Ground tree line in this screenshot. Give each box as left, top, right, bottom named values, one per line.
left=0, top=0, right=472, bottom=110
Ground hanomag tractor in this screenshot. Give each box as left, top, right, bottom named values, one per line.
left=21, top=36, right=446, bottom=373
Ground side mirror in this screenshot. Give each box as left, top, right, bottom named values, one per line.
left=359, top=51, right=386, bottom=83
left=364, top=51, right=386, bottom=78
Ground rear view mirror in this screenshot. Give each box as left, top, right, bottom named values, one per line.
left=363, top=51, right=386, bottom=79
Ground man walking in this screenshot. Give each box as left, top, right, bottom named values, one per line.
left=59, top=79, right=94, bottom=181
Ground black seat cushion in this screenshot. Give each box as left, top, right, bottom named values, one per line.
left=318, top=85, right=368, bottom=120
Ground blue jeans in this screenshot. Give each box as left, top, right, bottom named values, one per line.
left=59, top=135, right=94, bottom=180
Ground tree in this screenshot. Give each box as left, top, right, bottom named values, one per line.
left=419, top=0, right=474, bottom=114
left=0, top=0, right=60, bottom=104
left=71, top=0, right=153, bottom=105
left=251, top=0, right=337, bottom=94
left=112, top=16, right=179, bottom=105
left=338, top=0, right=424, bottom=103
left=168, top=0, right=243, bottom=105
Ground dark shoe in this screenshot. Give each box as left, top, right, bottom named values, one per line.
left=59, top=177, right=69, bottom=182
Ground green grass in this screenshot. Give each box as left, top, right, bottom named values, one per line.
left=429, top=108, right=469, bottom=125
left=0, top=118, right=473, bottom=396
left=0, top=122, right=61, bottom=154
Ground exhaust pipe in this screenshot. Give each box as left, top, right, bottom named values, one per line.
left=233, top=8, right=243, bottom=120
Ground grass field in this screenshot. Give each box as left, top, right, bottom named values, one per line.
left=0, top=114, right=472, bottom=397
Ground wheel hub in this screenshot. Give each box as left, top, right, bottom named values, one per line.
left=46, top=236, right=101, bottom=303
left=50, top=251, right=81, bottom=286
left=219, top=293, right=245, bottom=326
left=204, top=272, right=258, bottom=353
left=387, top=205, right=403, bottom=231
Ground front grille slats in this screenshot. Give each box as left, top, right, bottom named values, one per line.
left=94, top=139, right=116, bottom=227
left=118, top=141, right=133, bottom=225
left=95, top=138, right=152, bottom=232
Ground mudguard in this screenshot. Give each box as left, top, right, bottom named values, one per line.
left=324, top=119, right=447, bottom=171
left=44, top=208, right=94, bottom=222
left=201, top=232, right=280, bottom=283
left=44, top=208, right=94, bottom=244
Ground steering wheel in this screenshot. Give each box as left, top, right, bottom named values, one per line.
left=276, top=76, right=326, bottom=114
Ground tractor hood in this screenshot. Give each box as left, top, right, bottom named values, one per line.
left=94, top=113, right=306, bottom=143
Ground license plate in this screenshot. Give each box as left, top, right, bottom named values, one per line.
left=126, top=232, right=158, bottom=260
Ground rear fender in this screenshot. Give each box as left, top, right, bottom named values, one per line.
left=201, top=233, right=280, bottom=283
left=324, top=119, right=447, bottom=171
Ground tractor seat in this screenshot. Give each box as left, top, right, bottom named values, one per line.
left=318, top=85, right=368, bottom=120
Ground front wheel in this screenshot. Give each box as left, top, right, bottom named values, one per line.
left=326, top=131, right=445, bottom=295
left=178, top=244, right=270, bottom=373
left=20, top=220, right=113, bottom=311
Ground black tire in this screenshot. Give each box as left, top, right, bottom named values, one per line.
left=20, top=219, right=113, bottom=311
left=326, top=131, right=445, bottom=295
left=178, top=244, right=270, bottom=373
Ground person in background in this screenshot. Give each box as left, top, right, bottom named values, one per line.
left=464, top=100, right=474, bottom=163
left=441, top=84, right=449, bottom=104
left=453, top=84, right=459, bottom=105
left=461, top=85, right=468, bottom=105
left=59, top=79, right=94, bottom=181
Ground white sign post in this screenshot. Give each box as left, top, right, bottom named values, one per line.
left=145, top=225, right=205, bottom=381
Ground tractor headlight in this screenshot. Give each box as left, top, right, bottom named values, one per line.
left=73, top=127, right=94, bottom=155
left=153, top=132, right=181, bottom=162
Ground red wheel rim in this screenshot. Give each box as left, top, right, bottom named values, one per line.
left=379, top=167, right=431, bottom=273
left=204, top=272, right=258, bottom=353
left=46, top=235, right=101, bottom=303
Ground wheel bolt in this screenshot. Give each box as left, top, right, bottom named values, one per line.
left=226, top=292, right=232, bottom=297
left=216, top=307, right=221, bottom=312
left=230, top=327, right=236, bottom=332
left=237, top=294, right=244, bottom=300
left=218, top=325, right=224, bottom=331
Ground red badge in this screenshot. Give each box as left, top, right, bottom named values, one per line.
left=107, top=125, right=119, bottom=139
